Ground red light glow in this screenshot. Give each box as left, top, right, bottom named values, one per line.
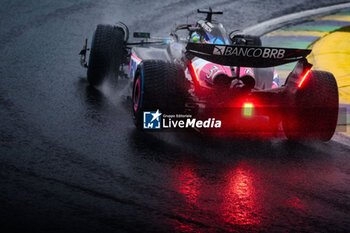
left=189, top=62, right=200, bottom=83
left=286, top=196, right=306, bottom=211
left=222, top=163, right=263, bottom=227
left=298, top=69, right=311, bottom=88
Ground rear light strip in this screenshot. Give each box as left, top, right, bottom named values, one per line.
left=298, top=69, right=311, bottom=88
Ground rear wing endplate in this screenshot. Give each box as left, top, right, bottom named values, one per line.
left=186, top=42, right=311, bottom=68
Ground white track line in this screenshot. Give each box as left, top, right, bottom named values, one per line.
left=243, top=2, right=350, bottom=36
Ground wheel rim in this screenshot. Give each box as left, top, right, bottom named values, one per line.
left=133, top=78, right=141, bottom=112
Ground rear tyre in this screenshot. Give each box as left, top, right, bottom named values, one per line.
left=283, top=70, right=339, bottom=141
left=132, top=60, right=188, bottom=129
left=87, top=24, right=124, bottom=86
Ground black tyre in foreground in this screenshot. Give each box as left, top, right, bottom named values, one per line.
left=283, top=70, right=339, bottom=141
left=132, top=60, right=188, bottom=129
left=87, top=24, right=124, bottom=86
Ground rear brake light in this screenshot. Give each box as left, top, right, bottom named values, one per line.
left=189, top=62, right=199, bottom=83
left=298, top=69, right=311, bottom=88
left=243, top=102, right=254, bottom=117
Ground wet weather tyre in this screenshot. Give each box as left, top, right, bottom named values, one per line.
left=132, top=60, right=188, bottom=129
left=283, top=70, right=339, bottom=141
left=87, top=24, right=124, bottom=86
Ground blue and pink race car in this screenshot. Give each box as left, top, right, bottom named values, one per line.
left=80, top=8, right=339, bottom=141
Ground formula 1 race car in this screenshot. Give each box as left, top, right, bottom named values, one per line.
left=79, top=8, right=339, bottom=141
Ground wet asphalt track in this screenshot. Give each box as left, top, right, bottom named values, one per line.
left=1, top=0, right=350, bottom=232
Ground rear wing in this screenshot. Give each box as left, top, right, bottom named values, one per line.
left=186, top=43, right=311, bottom=68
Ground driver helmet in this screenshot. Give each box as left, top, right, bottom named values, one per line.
left=203, top=32, right=227, bottom=44
left=190, top=32, right=201, bottom=43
